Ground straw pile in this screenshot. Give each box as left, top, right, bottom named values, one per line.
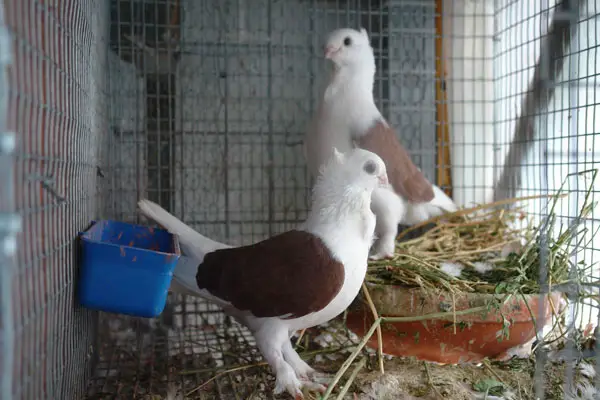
left=366, top=187, right=594, bottom=296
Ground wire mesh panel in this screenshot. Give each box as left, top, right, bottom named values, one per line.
left=0, top=1, right=17, bottom=398
left=3, top=0, right=110, bottom=398
left=87, top=0, right=442, bottom=398
left=492, top=0, right=599, bottom=397
left=387, top=0, right=438, bottom=181
left=103, top=0, right=439, bottom=244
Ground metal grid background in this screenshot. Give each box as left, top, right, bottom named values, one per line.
left=103, top=0, right=439, bottom=244
left=492, top=1, right=599, bottom=396
left=0, top=0, right=598, bottom=399
left=0, top=0, right=16, bottom=399
left=2, top=0, right=109, bottom=398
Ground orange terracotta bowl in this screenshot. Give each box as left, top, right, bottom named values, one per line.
left=345, top=283, right=563, bottom=364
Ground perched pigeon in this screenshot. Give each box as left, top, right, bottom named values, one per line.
left=138, top=148, right=388, bottom=399
left=304, top=27, right=458, bottom=260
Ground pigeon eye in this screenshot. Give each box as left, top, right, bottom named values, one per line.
left=343, top=37, right=352, bottom=46
left=363, top=160, right=377, bottom=175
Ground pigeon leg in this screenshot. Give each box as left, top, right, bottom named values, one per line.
left=281, top=339, right=328, bottom=393
left=369, top=235, right=395, bottom=260
left=255, top=324, right=303, bottom=399
left=369, top=189, right=403, bottom=260
left=281, top=338, right=315, bottom=378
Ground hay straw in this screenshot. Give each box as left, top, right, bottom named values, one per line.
left=396, top=193, right=567, bottom=242
left=185, top=363, right=266, bottom=397
left=321, top=319, right=383, bottom=400
left=295, top=328, right=307, bottom=347
left=482, top=359, right=506, bottom=386
left=366, top=191, right=583, bottom=295
left=361, top=283, right=384, bottom=374
left=334, top=358, right=366, bottom=400
left=423, top=361, right=442, bottom=398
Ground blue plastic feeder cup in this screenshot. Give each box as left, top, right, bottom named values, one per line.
left=78, top=220, right=181, bottom=318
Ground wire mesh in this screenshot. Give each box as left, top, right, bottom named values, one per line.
left=492, top=0, right=599, bottom=396
left=3, top=0, right=109, bottom=398
left=1, top=0, right=599, bottom=398
left=0, top=1, right=17, bottom=399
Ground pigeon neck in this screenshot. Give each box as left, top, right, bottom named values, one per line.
left=305, top=174, right=372, bottom=229
left=328, top=62, right=376, bottom=101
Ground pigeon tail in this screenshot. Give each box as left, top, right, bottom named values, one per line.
left=429, top=184, right=458, bottom=213
left=137, top=199, right=232, bottom=300
left=402, top=185, right=458, bottom=225
left=138, top=199, right=230, bottom=259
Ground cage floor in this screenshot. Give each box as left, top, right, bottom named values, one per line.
left=85, top=297, right=276, bottom=400
left=84, top=294, right=359, bottom=400
left=83, top=295, right=594, bottom=400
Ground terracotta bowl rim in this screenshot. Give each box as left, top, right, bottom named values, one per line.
left=363, top=281, right=555, bottom=300
left=358, top=281, right=563, bottom=322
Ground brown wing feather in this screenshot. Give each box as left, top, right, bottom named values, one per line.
left=196, top=230, right=345, bottom=319
left=356, top=120, right=434, bottom=203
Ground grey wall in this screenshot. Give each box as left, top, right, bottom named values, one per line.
left=107, top=0, right=437, bottom=246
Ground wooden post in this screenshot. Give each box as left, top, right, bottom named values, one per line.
left=435, top=0, right=453, bottom=197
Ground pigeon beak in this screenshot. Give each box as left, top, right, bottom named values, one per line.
left=324, top=45, right=339, bottom=59
left=378, top=174, right=389, bottom=187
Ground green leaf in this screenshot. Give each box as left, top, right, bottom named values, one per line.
left=473, top=379, right=505, bottom=396
left=494, top=282, right=507, bottom=294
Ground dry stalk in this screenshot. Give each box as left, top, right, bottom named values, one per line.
left=321, top=319, right=382, bottom=400
left=295, top=328, right=307, bottom=348
left=334, top=358, right=366, bottom=400
left=482, top=359, right=506, bottom=385
left=361, top=283, right=384, bottom=374
left=424, top=361, right=442, bottom=398
left=452, top=291, right=457, bottom=335
left=185, top=362, right=267, bottom=396
left=396, top=193, right=566, bottom=242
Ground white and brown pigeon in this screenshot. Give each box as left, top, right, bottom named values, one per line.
left=138, top=147, right=388, bottom=399
left=304, top=27, right=458, bottom=260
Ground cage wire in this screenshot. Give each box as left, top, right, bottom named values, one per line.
left=0, top=0, right=16, bottom=399
left=2, top=0, right=107, bottom=399
left=0, top=0, right=599, bottom=399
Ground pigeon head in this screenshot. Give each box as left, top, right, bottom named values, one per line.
left=323, top=27, right=374, bottom=69
left=317, top=147, right=388, bottom=195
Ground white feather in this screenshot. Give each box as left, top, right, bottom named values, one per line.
left=138, top=200, right=233, bottom=307
left=403, top=184, right=459, bottom=225
left=501, top=338, right=535, bottom=360
left=473, top=261, right=494, bottom=275
left=440, top=262, right=464, bottom=278
left=579, top=362, right=596, bottom=379
left=138, top=199, right=231, bottom=260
